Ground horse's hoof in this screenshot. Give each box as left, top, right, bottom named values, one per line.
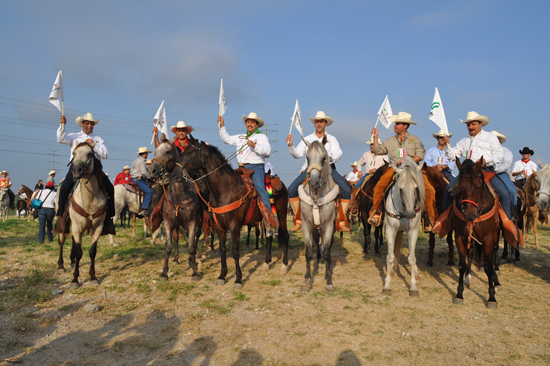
left=486, top=301, right=498, bottom=310
left=233, top=283, right=243, bottom=290
left=216, top=279, right=226, bottom=286
left=89, top=280, right=100, bottom=287
left=172, top=259, right=179, bottom=264
left=279, top=265, right=288, bottom=275
left=499, top=258, right=507, bottom=265
left=69, top=282, right=80, bottom=289
left=261, top=262, right=270, bottom=271
left=56, top=268, right=66, bottom=274
left=158, top=275, right=168, bottom=281
left=191, top=275, right=201, bottom=282
left=453, top=297, right=464, bottom=305
left=514, top=260, right=521, bottom=265
left=426, top=262, right=433, bottom=267
left=382, top=289, right=391, bottom=295
left=495, top=270, right=501, bottom=276
left=326, top=285, right=334, bottom=292
left=409, top=290, right=419, bottom=297
left=300, top=285, right=311, bottom=293
left=446, top=261, right=455, bottom=266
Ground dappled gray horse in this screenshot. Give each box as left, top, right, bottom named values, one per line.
left=536, top=159, right=550, bottom=212
left=382, top=156, right=425, bottom=297
left=0, top=188, right=9, bottom=222
left=298, top=137, right=339, bottom=292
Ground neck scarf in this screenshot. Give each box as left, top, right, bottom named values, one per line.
left=522, top=158, right=530, bottom=163
left=246, top=128, right=262, bottom=139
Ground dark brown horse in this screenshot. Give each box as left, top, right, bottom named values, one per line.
left=452, top=158, right=500, bottom=309
left=179, top=135, right=289, bottom=289
left=495, top=186, right=524, bottom=266
left=422, top=165, right=454, bottom=266
left=16, top=185, right=34, bottom=221
left=355, top=163, right=389, bottom=254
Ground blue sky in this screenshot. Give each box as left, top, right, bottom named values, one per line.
left=1, top=1, right=549, bottom=188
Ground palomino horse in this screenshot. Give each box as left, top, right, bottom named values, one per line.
left=58, top=143, right=107, bottom=287
left=17, top=185, right=34, bottom=221
left=524, top=173, right=540, bottom=248
left=149, top=136, right=202, bottom=280
left=0, top=188, right=9, bottom=222
left=355, top=163, right=389, bottom=254
left=179, top=136, right=289, bottom=289
left=452, top=158, right=500, bottom=309
left=422, top=164, right=454, bottom=266
left=298, top=137, right=339, bottom=292
left=382, top=157, right=425, bottom=297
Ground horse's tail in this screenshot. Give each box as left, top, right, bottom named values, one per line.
left=475, top=240, right=483, bottom=271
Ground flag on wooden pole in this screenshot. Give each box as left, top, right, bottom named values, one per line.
left=49, top=71, right=63, bottom=113
left=218, top=79, right=227, bottom=116
left=376, top=95, right=393, bottom=130
left=290, top=99, right=304, bottom=137
left=429, top=87, right=449, bottom=135
left=151, top=100, right=169, bottom=144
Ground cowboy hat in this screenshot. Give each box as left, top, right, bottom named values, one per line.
left=460, top=111, right=489, bottom=126
left=49, top=170, right=56, bottom=175
left=76, top=113, right=99, bottom=127
left=122, top=165, right=131, bottom=171
left=350, top=161, right=358, bottom=167
left=433, top=129, right=453, bottom=139
left=146, top=159, right=152, bottom=165
left=242, top=112, right=264, bottom=128
left=309, top=111, right=333, bottom=126
left=0, top=171, right=8, bottom=175
left=366, top=138, right=382, bottom=144
left=170, top=120, right=193, bottom=134
left=519, top=147, right=534, bottom=156
left=490, top=130, right=506, bottom=144
left=389, top=112, right=416, bottom=125
left=137, top=147, right=152, bottom=155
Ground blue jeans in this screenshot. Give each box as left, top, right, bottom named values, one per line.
left=441, top=169, right=454, bottom=181
left=131, top=177, right=152, bottom=210
left=244, top=163, right=272, bottom=211
left=355, top=174, right=368, bottom=189
left=289, top=167, right=351, bottom=199
left=442, top=169, right=516, bottom=219
left=38, top=207, right=55, bottom=243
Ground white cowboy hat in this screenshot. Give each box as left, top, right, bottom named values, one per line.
left=460, top=111, right=489, bottom=126
left=490, top=130, right=506, bottom=144
left=0, top=171, right=8, bottom=175
left=49, top=170, right=56, bottom=175
left=433, top=129, right=453, bottom=139
left=137, top=147, right=152, bottom=154
left=122, top=165, right=131, bottom=171
left=366, top=138, right=382, bottom=144
left=242, top=112, right=264, bottom=128
left=146, top=159, right=152, bottom=165
left=76, top=113, right=99, bottom=127
left=170, top=120, right=193, bottom=134
left=389, top=112, right=416, bottom=125
left=309, top=111, right=333, bottom=126
left=350, top=161, right=358, bottom=167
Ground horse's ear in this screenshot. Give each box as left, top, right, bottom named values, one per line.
left=322, top=135, right=328, bottom=146
left=160, top=133, right=168, bottom=143
left=475, top=156, right=484, bottom=171
left=456, top=158, right=463, bottom=171
left=302, top=137, right=311, bottom=148
left=421, top=162, right=427, bottom=172
left=538, top=159, right=544, bottom=169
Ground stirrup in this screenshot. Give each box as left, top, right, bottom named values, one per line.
left=368, top=213, right=382, bottom=227
left=290, top=218, right=302, bottom=232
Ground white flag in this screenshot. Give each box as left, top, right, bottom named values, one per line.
left=291, top=100, right=304, bottom=137
left=376, top=95, right=393, bottom=130
left=153, top=100, right=169, bottom=138
left=429, top=87, right=449, bottom=135
left=218, top=79, right=227, bottom=116
left=49, top=71, right=63, bottom=112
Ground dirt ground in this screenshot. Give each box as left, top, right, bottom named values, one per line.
left=1, top=215, right=550, bottom=366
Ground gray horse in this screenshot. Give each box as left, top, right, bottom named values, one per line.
left=298, top=137, right=340, bottom=292
left=0, top=188, right=9, bottom=222
left=536, top=159, right=550, bottom=212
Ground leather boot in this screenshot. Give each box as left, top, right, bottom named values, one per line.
left=338, top=199, right=351, bottom=232
left=259, top=202, right=280, bottom=232
left=368, top=202, right=384, bottom=227
left=289, top=197, right=302, bottom=231
left=101, top=216, right=116, bottom=236
left=500, top=207, right=519, bottom=248
left=52, top=215, right=67, bottom=234
left=432, top=205, right=453, bottom=238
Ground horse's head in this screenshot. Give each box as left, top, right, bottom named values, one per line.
left=149, top=134, right=178, bottom=179
left=392, top=156, right=424, bottom=219
left=421, top=163, right=449, bottom=189
left=71, top=143, right=95, bottom=179
left=536, top=164, right=550, bottom=210
left=305, top=137, right=331, bottom=195
left=456, top=158, right=484, bottom=221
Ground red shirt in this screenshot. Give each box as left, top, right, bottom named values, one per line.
left=114, top=172, right=131, bottom=186
left=174, top=137, right=188, bottom=153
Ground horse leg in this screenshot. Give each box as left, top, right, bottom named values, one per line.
left=484, top=241, right=498, bottom=309
left=427, top=232, right=435, bottom=267
left=361, top=213, right=371, bottom=254
left=408, top=225, right=420, bottom=297
left=454, top=236, right=467, bottom=304
left=245, top=225, right=251, bottom=247
left=172, top=227, right=180, bottom=264
left=383, top=225, right=396, bottom=295
left=160, top=221, right=173, bottom=279
left=230, top=227, right=243, bottom=290
left=322, top=228, right=335, bottom=292
left=533, top=211, right=540, bottom=249
left=88, top=227, right=102, bottom=285
left=132, top=215, right=136, bottom=236
left=71, top=233, right=84, bottom=287
left=493, top=233, right=501, bottom=272
left=446, top=230, right=455, bottom=266
left=188, top=222, right=201, bottom=280
left=255, top=224, right=260, bottom=250
left=301, top=225, right=314, bottom=292
left=216, top=231, right=228, bottom=285
left=69, top=236, right=76, bottom=268
left=313, top=228, right=321, bottom=273
left=263, top=231, right=273, bottom=271
left=57, top=233, right=66, bottom=272
left=279, top=227, right=289, bottom=275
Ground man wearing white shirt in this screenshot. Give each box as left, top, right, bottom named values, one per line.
left=53, top=113, right=115, bottom=235
left=512, top=147, right=538, bottom=188
left=286, top=111, right=351, bottom=232
left=354, top=139, right=389, bottom=189
left=425, top=130, right=456, bottom=181
left=218, top=112, right=279, bottom=230
left=491, top=130, right=517, bottom=211
left=346, top=162, right=363, bottom=186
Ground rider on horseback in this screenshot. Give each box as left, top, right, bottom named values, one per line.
left=367, top=112, right=437, bottom=232
left=354, top=138, right=388, bottom=190
left=218, top=112, right=279, bottom=231
left=425, top=130, right=456, bottom=181
left=131, top=147, right=153, bottom=218
left=53, top=113, right=115, bottom=235
left=286, top=111, right=352, bottom=232
left=0, top=171, right=15, bottom=210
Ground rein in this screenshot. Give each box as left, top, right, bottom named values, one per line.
left=70, top=196, right=107, bottom=231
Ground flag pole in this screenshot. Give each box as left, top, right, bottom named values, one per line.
left=60, top=70, right=64, bottom=115
left=151, top=121, right=159, bottom=145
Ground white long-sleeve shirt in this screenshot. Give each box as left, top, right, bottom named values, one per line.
left=445, top=130, right=503, bottom=168
left=219, top=127, right=271, bottom=164
left=289, top=132, right=342, bottom=172
left=512, top=159, right=538, bottom=181
left=494, top=146, right=513, bottom=174
left=57, top=125, right=109, bottom=162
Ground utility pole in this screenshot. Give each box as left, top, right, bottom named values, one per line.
left=264, top=124, right=279, bottom=158
left=47, top=149, right=62, bottom=172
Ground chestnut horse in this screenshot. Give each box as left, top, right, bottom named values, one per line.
left=16, top=185, right=34, bottom=221
left=523, top=173, right=540, bottom=248
left=452, top=158, right=500, bottom=309
left=178, top=136, right=289, bottom=289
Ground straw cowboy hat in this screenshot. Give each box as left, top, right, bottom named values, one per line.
left=350, top=161, right=358, bottom=167
left=519, top=147, right=534, bottom=156
left=460, top=111, right=489, bottom=126
left=49, top=170, right=56, bottom=176
left=242, top=112, right=264, bottom=128
left=122, top=165, right=131, bottom=171
left=490, top=130, right=506, bottom=144
left=170, top=120, right=193, bottom=134
left=366, top=137, right=382, bottom=144
left=309, top=111, right=333, bottom=126
left=146, top=159, right=152, bottom=165
left=389, top=112, right=416, bottom=125
left=433, top=129, right=453, bottom=139
left=0, top=171, right=8, bottom=176
left=137, top=147, right=152, bottom=155
left=76, top=113, right=99, bottom=127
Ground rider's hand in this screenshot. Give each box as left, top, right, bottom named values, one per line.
left=60, top=115, right=66, bottom=125
left=86, top=138, right=94, bottom=145
left=247, top=140, right=256, bottom=148
left=397, top=158, right=404, bottom=166
left=436, top=164, right=444, bottom=172
left=369, top=168, right=376, bottom=175
left=372, top=127, right=379, bottom=138
left=153, top=126, right=158, bottom=135
left=287, top=134, right=293, bottom=147
left=218, top=115, right=225, bottom=127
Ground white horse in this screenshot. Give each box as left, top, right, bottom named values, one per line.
left=536, top=160, right=550, bottom=212
left=0, top=188, right=9, bottom=222
left=382, top=156, right=425, bottom=297
left=298, top=137, right=340, bottom=292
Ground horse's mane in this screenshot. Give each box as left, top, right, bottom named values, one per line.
left=73, top=142, right=105, bottom=191
left=394, top=157, right=425, bottom=211
left=306, top=140, right=332, bottom=176
left=525, top=173, right=539, bottom=194
left=459, top=159, right=479, bottom=177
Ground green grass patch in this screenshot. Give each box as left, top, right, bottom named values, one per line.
left=199, top=299, right=233, bottom=314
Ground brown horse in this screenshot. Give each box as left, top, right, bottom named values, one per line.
left=355, top=163, right=389, bottom=254
left=495, top=186, right=525, bottom=266
left=524, top=173, right=540, bottom=248
left=16, top=185, right=34, bottom=221
left=422, top=165, right=454, bottom=266
left=452, top=158, right=500, bottom=309
left=179, top=135, right=289, bottom=289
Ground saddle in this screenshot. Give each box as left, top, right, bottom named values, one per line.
left=125, top=182, right=147, bottom=198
